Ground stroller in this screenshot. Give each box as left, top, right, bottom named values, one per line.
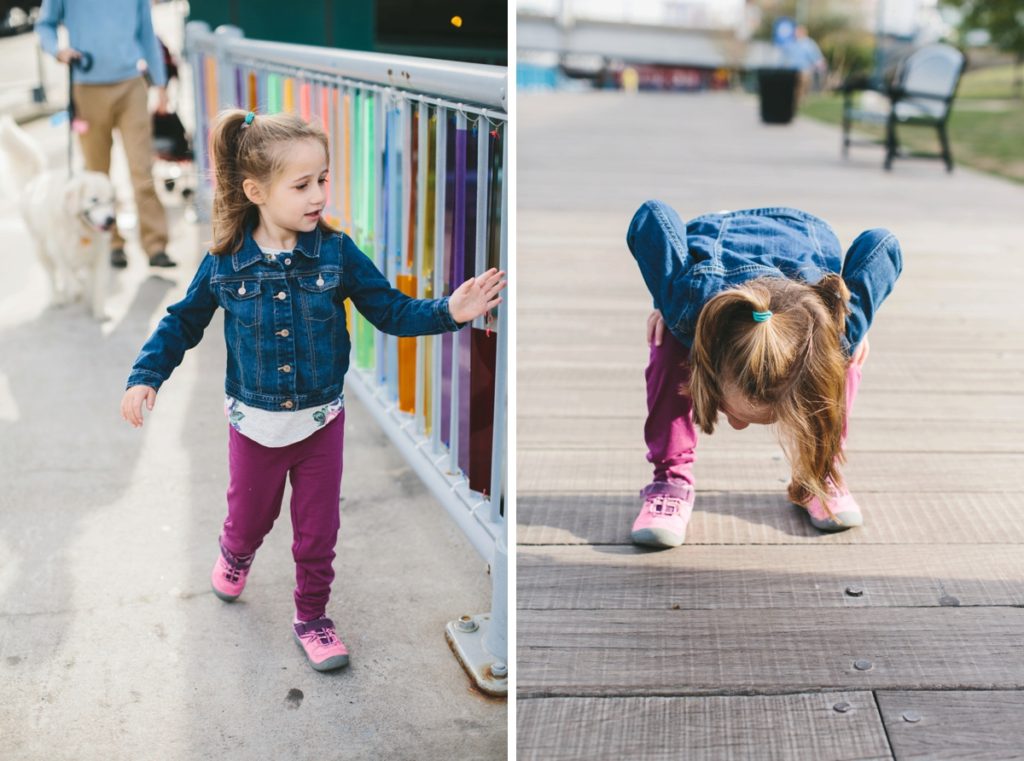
left=151, top=38, right=194, bottom=200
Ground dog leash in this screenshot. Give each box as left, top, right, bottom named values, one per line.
left=67, top=51, right=93, bottom=179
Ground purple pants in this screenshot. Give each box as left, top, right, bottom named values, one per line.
left=221, top=412, right=345, bottom=622
left=644, top=334, right=863, bottom=484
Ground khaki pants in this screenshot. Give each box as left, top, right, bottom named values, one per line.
left=72, top=76, right=168, bottom=256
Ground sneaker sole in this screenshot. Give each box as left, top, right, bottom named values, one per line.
left=631, top=527, right=685, bottom=548
left=211, top=583, right=241, bottom=602
left=293, top=632, right=350, bottom=671
left=798, top=506, right=863, bottom=532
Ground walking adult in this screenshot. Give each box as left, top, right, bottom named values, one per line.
left=36, top=0, right=177, bottom=268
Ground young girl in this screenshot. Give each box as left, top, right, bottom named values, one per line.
left=120, top=110, right=505, bottom=671
left=627, top=200, right=901, bottom=548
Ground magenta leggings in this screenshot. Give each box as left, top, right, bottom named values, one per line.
left=220, top=412, right=345, bottom=622
left=644, top=334, right=863, bottom=484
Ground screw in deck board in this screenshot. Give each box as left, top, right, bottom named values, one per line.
left=833, top=702, right=852, bottom=713
left=853, top=659, right=873, bottom=671
left=902, top=711, right=922, bottom=723
left=845, top=586, right=864, bottom=597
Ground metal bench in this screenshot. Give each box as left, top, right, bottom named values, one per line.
left=841, top=43, right=966, bottom=172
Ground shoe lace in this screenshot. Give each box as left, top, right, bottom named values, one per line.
left=221, top=558, right=245, bottom=583
left=307, top=626, right=338, bottom=647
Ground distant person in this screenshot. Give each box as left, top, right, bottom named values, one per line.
left=120, top=110, right=506, bottom=671
left=36, top=0, right=177, bottom=268
left=782, top=24, right=827, bottom=101
left=625, top=201, right=902, bottom=548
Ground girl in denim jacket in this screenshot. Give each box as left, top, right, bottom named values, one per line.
left=627, top=200, right=901, bottom=548
left=120, top=110, right=505, bottom=671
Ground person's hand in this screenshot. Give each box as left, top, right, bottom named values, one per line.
left=448, top=268, right=506, bottom=324
left=153, top=85, right=169, bottom=115
left=121, top=385, right=157, bottom=428
left=56, top=48, right=82, bottom=65
left=647, top=309, right=666, bottom=346
left=850, top=335, right=870, bottom=368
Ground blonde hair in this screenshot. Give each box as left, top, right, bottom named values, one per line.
left=207, top=110, right=338, bottom=255
left=689, top=275, right=852, bottom=507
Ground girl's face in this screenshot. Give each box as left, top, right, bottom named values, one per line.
left=258, top=139, right=329, bottom=235
left=720, top=382, right=775, bottom=430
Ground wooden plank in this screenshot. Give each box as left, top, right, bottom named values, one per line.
left=517, top=608, right=1024, bottom=697
left=518, top=386, right=1024, bottom=421
left=517, top=491, right=1024, bottom=546
left=517, top=356, right=1024, bottom=395
left=517, top=693, right=893, bottom=761
left=876, top=691, right=1024, bottom=761
left=518, top=415, right=1024, bottom=453
left=518, top=545, right=1024, bottom=610
left=517, top=448, right=1024, bottom=493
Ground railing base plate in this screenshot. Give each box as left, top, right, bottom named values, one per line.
left=445, top=614, right=508, bottom=697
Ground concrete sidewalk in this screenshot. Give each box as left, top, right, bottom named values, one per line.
left=0, top=18, right=504, bottom=761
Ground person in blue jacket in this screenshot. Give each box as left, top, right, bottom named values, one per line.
left=627, top=200, right=902, bottom=548
left=120, top=110, right=505, bottom=671
left=36, top=0, right=176, bottom=268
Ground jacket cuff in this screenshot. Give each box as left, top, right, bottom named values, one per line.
left=126, top=369, right=165, bottom=392
left=437, top=296, right=465, bottom=332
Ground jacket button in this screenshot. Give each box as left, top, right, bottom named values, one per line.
left=281, top=400, right=294, bottom=409
left=284, top=258, right=292, bottom=265
left=280, top=364, right=292, bottom=373
left=277, top=291, right=287, bottom=300
left=277, top=329, right=289, bottom=337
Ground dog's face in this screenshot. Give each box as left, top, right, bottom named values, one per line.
left=64, top=171, right=116, bottom=233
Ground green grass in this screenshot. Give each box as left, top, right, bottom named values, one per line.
left=800, top=65, right=1024, bottom=183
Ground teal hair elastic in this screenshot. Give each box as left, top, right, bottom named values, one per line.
left=243, top=111, right=255, bottom=126
left=752, top=310, right=773, bottom=323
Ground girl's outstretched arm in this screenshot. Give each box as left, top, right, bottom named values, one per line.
left=121, top=385, right=156, bottom=428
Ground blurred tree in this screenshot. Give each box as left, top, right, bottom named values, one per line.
left=945, top=0, right=1024, bottom=96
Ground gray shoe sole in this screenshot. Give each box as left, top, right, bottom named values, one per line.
left=293, top=632, right=350, bottom=672
left=211, top=583, right=241, bottom=602
left=631, top=527, right=685, bottom=548
left=806, top=509, right=863, bottom=532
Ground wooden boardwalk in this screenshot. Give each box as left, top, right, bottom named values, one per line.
left=516, top=91, right=1024, bottom=760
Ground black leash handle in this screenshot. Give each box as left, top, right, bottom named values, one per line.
left=67, top=51, right=93, bottom=178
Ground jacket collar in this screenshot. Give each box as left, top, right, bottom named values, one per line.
left=231, top=225, right=321, bottom=271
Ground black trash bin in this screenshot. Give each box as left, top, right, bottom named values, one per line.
left=757, top=67, right=799, bottom=124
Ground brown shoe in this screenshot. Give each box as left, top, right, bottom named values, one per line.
left=149, top=251, right=178, bottom=268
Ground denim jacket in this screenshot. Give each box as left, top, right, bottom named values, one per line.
left=627, top=201, right=903, bottom=353
left=127, top=226, right=462, bottom=411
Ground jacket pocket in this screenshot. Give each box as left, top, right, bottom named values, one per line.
left=218, top=280, right=262, bottom=328
left=298, top=272, right=340, bottom=322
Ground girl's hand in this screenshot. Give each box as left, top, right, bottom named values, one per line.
left=647, top=309, right=666, bottom=346
left=121, top=386, right=157, bottom=428
left=448, top=268, right=507, bottom=324
left=850, top=335, right=870, bottom=368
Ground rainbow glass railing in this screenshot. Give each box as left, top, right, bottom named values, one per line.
left=184, top=22, right=508, bottom=696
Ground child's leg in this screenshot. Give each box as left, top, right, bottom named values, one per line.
left=286, top=411, right=346, bottom=623
left=644, top=332, right=698, bottom=485
left=222, top=427, right=290, bottom=558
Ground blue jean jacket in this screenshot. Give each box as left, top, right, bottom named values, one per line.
left=127, top=226, right=462, bottom=411
left=626, top=201, right=903, bottom=353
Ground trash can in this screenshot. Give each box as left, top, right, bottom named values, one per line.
left=757, top=67, right=799, bottom=124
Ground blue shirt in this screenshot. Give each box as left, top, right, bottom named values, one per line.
left=627, top=201, right=903, bottom=354
left=126, top=226, right=463, bottom=411
left=36, top=0, right=167, bottom=87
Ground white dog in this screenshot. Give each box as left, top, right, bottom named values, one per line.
left=0, top=115, right=116, bottom=319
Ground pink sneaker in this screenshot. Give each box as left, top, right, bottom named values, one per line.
left=210, top=545, right=251, bottom=602
left=631, top=481, right=695, bottom=548
left=293, top=617, right=350, bottom=671
left=791, top=481, right=863, bottom=532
